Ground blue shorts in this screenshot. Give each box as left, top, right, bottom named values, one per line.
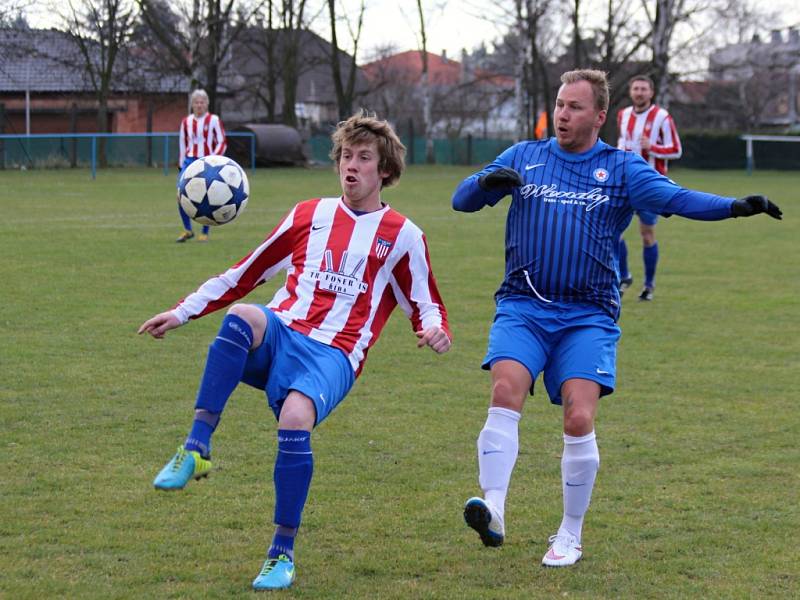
left=482, top=296, right=620, bottom=405
left=240, top=307, right=355, bottom=426
left=176, top=157, right=198, bottom=189
left=636, top=210, right=659, bottom=226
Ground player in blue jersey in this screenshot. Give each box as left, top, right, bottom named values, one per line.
left=453, top=69, right=781, bottom=567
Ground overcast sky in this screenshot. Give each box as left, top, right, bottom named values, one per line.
left=336, top=0, right=800, bottom=63
left=25, top=0, right=800, bottom=65
left=334, top=0, right=504, bottom=62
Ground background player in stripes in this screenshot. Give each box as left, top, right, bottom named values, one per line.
left=139, top=111, right=451, bottom=589
left=175, top=89, right=228, bottom=243
left=452, top=69, right=781, bottom=568
left=616, top=75, right=683, bottom=300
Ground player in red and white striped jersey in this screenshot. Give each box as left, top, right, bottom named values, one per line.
left=616, top=75, right=682, bottom=301
left=175, top=89, right=228, bottom=243
left=139, top=111, right=451, bottom=590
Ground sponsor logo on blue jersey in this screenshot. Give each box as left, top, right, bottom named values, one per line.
left=519, top=183, right=610, bottom=211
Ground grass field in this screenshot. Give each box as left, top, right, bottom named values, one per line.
left=1, top=164, right=798, bottom=599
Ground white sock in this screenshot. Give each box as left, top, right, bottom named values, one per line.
left=559, top=431, right=599, bottom=542
left=477, top=406, right=521, bottom=520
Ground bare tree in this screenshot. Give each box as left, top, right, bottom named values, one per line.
left=513, top=0, right=558, bottom=140
left=415, top=0, right=434, bottom=163
left=0, top=0, right=31, bottom=24
left=253, top=0, right=280, bottom=121
left=278, top=0, right=309, bottom=127
left=360, top=42, right=420, bottom=129
left=570, top=0, right=584, bottom=68
left=137, top=0, right=255, bottom=113
left=63, top=0, right=137, bottom=165
left=326, top=0, right=365, bottom=121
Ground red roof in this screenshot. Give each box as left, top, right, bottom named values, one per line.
left=362, top=50, right=513, bottom=89
left=363, top=50, right=462, bottom=85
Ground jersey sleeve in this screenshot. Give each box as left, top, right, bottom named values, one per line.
left=388, top=227, right=450, bottom=340
left=650, top=114, right=682, bottom=160
left=661, top=189, right=734, bottom=221
left=170, top=206, right=297, bottom=323
left=452, top=144, right=519, bottom=212
left=210, top=114, right=227, bottom=156
left=178, top=117, right=188, bottom=166
left=625, top=153, right=734, bottom=220
left=616, top=110, right=625, bottom=149
left=625, top=152, right=682, bottom=213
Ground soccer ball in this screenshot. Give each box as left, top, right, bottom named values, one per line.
left=179, top=155, right=249, bottom=226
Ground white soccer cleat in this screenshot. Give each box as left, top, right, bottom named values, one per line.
left=541, top=533, right=582, bottom=567
left=463, top=497, right=505, bottom=547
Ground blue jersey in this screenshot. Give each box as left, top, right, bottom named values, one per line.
left=452, top=138, right=734, bottom=319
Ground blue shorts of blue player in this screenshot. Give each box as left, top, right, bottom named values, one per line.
left=483, top=294, right=619, bottom=415
left=636, top=209, right=659, bottom=226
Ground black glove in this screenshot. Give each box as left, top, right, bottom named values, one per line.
left=731, top=195, right=782, bottom=220
left=478, top=167, right=523, bottom=192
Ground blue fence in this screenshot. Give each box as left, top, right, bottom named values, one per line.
left=0, top=131, right=256, bottom=179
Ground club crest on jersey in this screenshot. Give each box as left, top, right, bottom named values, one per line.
left=375, top=237, right=393, bottom=259
left=593, top=168, right=609, bottom=182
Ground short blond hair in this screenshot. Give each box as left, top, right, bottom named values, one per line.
left=560, top=70, right=609, bottom=112
left=330, top=110, right=406, bottom=188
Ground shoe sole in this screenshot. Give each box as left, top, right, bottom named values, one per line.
left=153, top=471, right=210, bottom=491
left=542, top=554, right=582, bottom=568
left=463, top=500, right=504, bottom=547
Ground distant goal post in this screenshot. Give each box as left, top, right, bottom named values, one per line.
left=740, top=134, right=800, bottom=175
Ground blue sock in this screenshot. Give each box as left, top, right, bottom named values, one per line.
left=643, top=243, right=659, bottom=288
left=618, top=237, right=629, bottom=279
left=178, top=202, right=193, bottom=231
left=270, top=430, right=313, bottom=559
left=184, top=410, right=219, bottom=458
left=268, top=526, right=298, bottom=561
left=201, top=225, right=210, bottom=235
left=185, top=314, right=253, bottom=455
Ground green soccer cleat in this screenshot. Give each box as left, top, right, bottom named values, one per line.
left=153, top=446, right=212, bottom=491
left=252, top=554, right=295, bottom=590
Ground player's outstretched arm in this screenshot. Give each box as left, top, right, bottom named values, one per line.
left=138, top=311, right=182, bottom=339
left=731, top=195, right=783, bottom=220
left=416, top=327, right=451, bottom=354
left=478, top=167, right=523, bottom=192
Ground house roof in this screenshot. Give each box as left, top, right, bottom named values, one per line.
left=673, top=81, right=711, bottom=104
left=362, top=50, right=514, bottom=89
left=0, top=27, right=186, bottom=94
left=363, top=50, right=463, bottom=86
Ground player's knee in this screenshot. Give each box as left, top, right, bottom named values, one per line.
left=227, top=304, right=266, bottom=345
left=490, top=378, right=525, bottom=412
left=563, top=408, right=594, bottom=437
left=278, top=393, right=317, bottom=430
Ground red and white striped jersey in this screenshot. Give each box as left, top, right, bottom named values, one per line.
left=171, top=197, right=450, bottom=376
left=616, top=104, right=682, bottom=175
left=178, top=112, right=227, bottom=165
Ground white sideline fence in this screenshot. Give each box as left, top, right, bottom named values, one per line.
left=740, top=134, right=800, bottom=174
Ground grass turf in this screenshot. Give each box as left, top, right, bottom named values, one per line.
left=1, top=165, right=797, bottom=598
